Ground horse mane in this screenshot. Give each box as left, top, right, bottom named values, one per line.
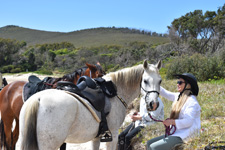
left=106, top=64, right=144, bottom=87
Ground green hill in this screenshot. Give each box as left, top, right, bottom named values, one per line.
left=0, top=25, right=169, bottom=47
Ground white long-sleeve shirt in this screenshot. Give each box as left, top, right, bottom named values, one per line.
left=135, top=96, right=164, bottom=127
left=160, top=86, right=201, bottom=142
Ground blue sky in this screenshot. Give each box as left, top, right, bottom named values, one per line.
left=1, top=0, right=224, bottom=34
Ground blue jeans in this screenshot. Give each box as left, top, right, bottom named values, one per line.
left=147, top=135, right=183, bottom=150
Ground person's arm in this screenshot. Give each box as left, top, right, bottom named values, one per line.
left=175, top=101, right=200, bottom=129
left=160, top=86, right=179, bottom=102
left=163, top=98, right=200, bottom=128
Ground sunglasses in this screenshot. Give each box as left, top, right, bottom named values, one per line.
left=177, top=81, right=186, bottom=85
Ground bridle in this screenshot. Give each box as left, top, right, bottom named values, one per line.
left=141, top=83, right=160, bottom=111
left=141, top=86, right=159, bottom=102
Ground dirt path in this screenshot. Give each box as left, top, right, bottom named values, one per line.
left=2, top=73, right=107, bottom=150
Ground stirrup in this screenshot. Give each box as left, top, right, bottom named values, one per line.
left=99, top=130, right=113, bottom=142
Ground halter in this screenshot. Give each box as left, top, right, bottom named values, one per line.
left=141, top=86, right=159, bottom=109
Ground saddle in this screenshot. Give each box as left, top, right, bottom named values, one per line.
left=23, top=75, right=54, bottom=101
left=56, top=76, right=117, bottom=142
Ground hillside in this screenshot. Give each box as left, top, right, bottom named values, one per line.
left=0, top=25, right=169, bottom=47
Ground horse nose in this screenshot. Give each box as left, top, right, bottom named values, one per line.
left=149, top=101, right=154, bottom=110
left=148, top=101, right=159, bottom=111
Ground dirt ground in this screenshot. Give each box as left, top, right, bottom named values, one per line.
left=2, top=73, right=107, bottom=150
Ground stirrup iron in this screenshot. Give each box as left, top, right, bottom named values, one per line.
left=99, top=130, right=112, bottom=142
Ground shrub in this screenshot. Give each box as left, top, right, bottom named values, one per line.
left=0, top=65, right=15, bottom=73
left=35, top=69, right=53, bottom=75
left=11, top=68, right=22, bottom=73
left=166, top=54, right=225, bottom=81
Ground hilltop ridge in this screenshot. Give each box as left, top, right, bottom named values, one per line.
left=0, top=25, right=169, bottom=47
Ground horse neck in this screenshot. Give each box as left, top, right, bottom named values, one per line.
left=117, top=82, right=141, bottom=106
left=83, top=68, right=91, bottom=78
left=106, top=65, right=143, bottom=106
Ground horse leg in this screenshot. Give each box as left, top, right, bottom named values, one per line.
left=106, top=130, right=119, bottom=150
left=91, top=137, right=100, bottom=150
left=11, top=119, right=19, bottom=150
left=2, top=115, right=14, bottom=150
left=0, top=120, right=5, bottom=150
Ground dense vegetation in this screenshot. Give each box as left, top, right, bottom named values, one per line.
left=0, top=4, right=224, bottom=82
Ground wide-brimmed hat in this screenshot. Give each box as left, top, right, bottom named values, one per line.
left=174, top=73, right=199, bottom=96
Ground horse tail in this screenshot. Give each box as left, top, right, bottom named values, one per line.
left=21, top=98, right=40, bottom=150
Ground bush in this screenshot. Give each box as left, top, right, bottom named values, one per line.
left=11, top=68, right=22, bottom=73
left=0, top=65, right=15, bottom=73
left=166, top=54, right=225, bottom=81
left=35, top=69, right=53, bottom=75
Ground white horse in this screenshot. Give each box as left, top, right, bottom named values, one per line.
left=18, top=59, right=162, bottom=150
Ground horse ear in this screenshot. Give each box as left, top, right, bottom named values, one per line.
left=156, top=60, right=162, bottom=70
left=86, top=63, right=96, bottom=70
left=143, top=59, right=148, bottom=69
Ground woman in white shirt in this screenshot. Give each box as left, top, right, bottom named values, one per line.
left=147, top=73, right=201, bottom=150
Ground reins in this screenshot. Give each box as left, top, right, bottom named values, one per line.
left=148, top=113, right=176, bottom=137
left=141, top=84, right=176, bottom=137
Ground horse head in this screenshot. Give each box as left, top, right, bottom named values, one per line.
left=142, top=59, right=162, bottom=111
left=85, top=62, right=105, bottom=78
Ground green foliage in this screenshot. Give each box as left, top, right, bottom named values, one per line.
left=11, top=68, right=22, bottom=73
left=34, top=69, right=53, bottom=75
left=169, top=3, right=225, bottom=54
left=53, top=49, right=70, bottom=55
left=166, top=54, right=225, bottom=81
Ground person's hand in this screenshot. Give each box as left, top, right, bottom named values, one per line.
left=130, top=112, right=141, bottom=121
left=163, top=119, right=175, bottom=127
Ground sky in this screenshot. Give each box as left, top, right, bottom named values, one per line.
left=0, top=0, right=224, bottom=34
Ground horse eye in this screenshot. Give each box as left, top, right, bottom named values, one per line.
left=144, top=80, right=148, bottom=84
left=159, top=80, right=162, bottom=84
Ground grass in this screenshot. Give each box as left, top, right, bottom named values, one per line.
left=126, top=79, right=225, bottom=150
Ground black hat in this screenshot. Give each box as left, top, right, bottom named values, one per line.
left=174, top=73, right=199, bottom=96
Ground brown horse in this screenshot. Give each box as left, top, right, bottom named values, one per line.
left=0, top=62, right=105, bottom=150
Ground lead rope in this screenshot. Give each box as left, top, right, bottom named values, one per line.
left=148, top=113, right=176, bottom=137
